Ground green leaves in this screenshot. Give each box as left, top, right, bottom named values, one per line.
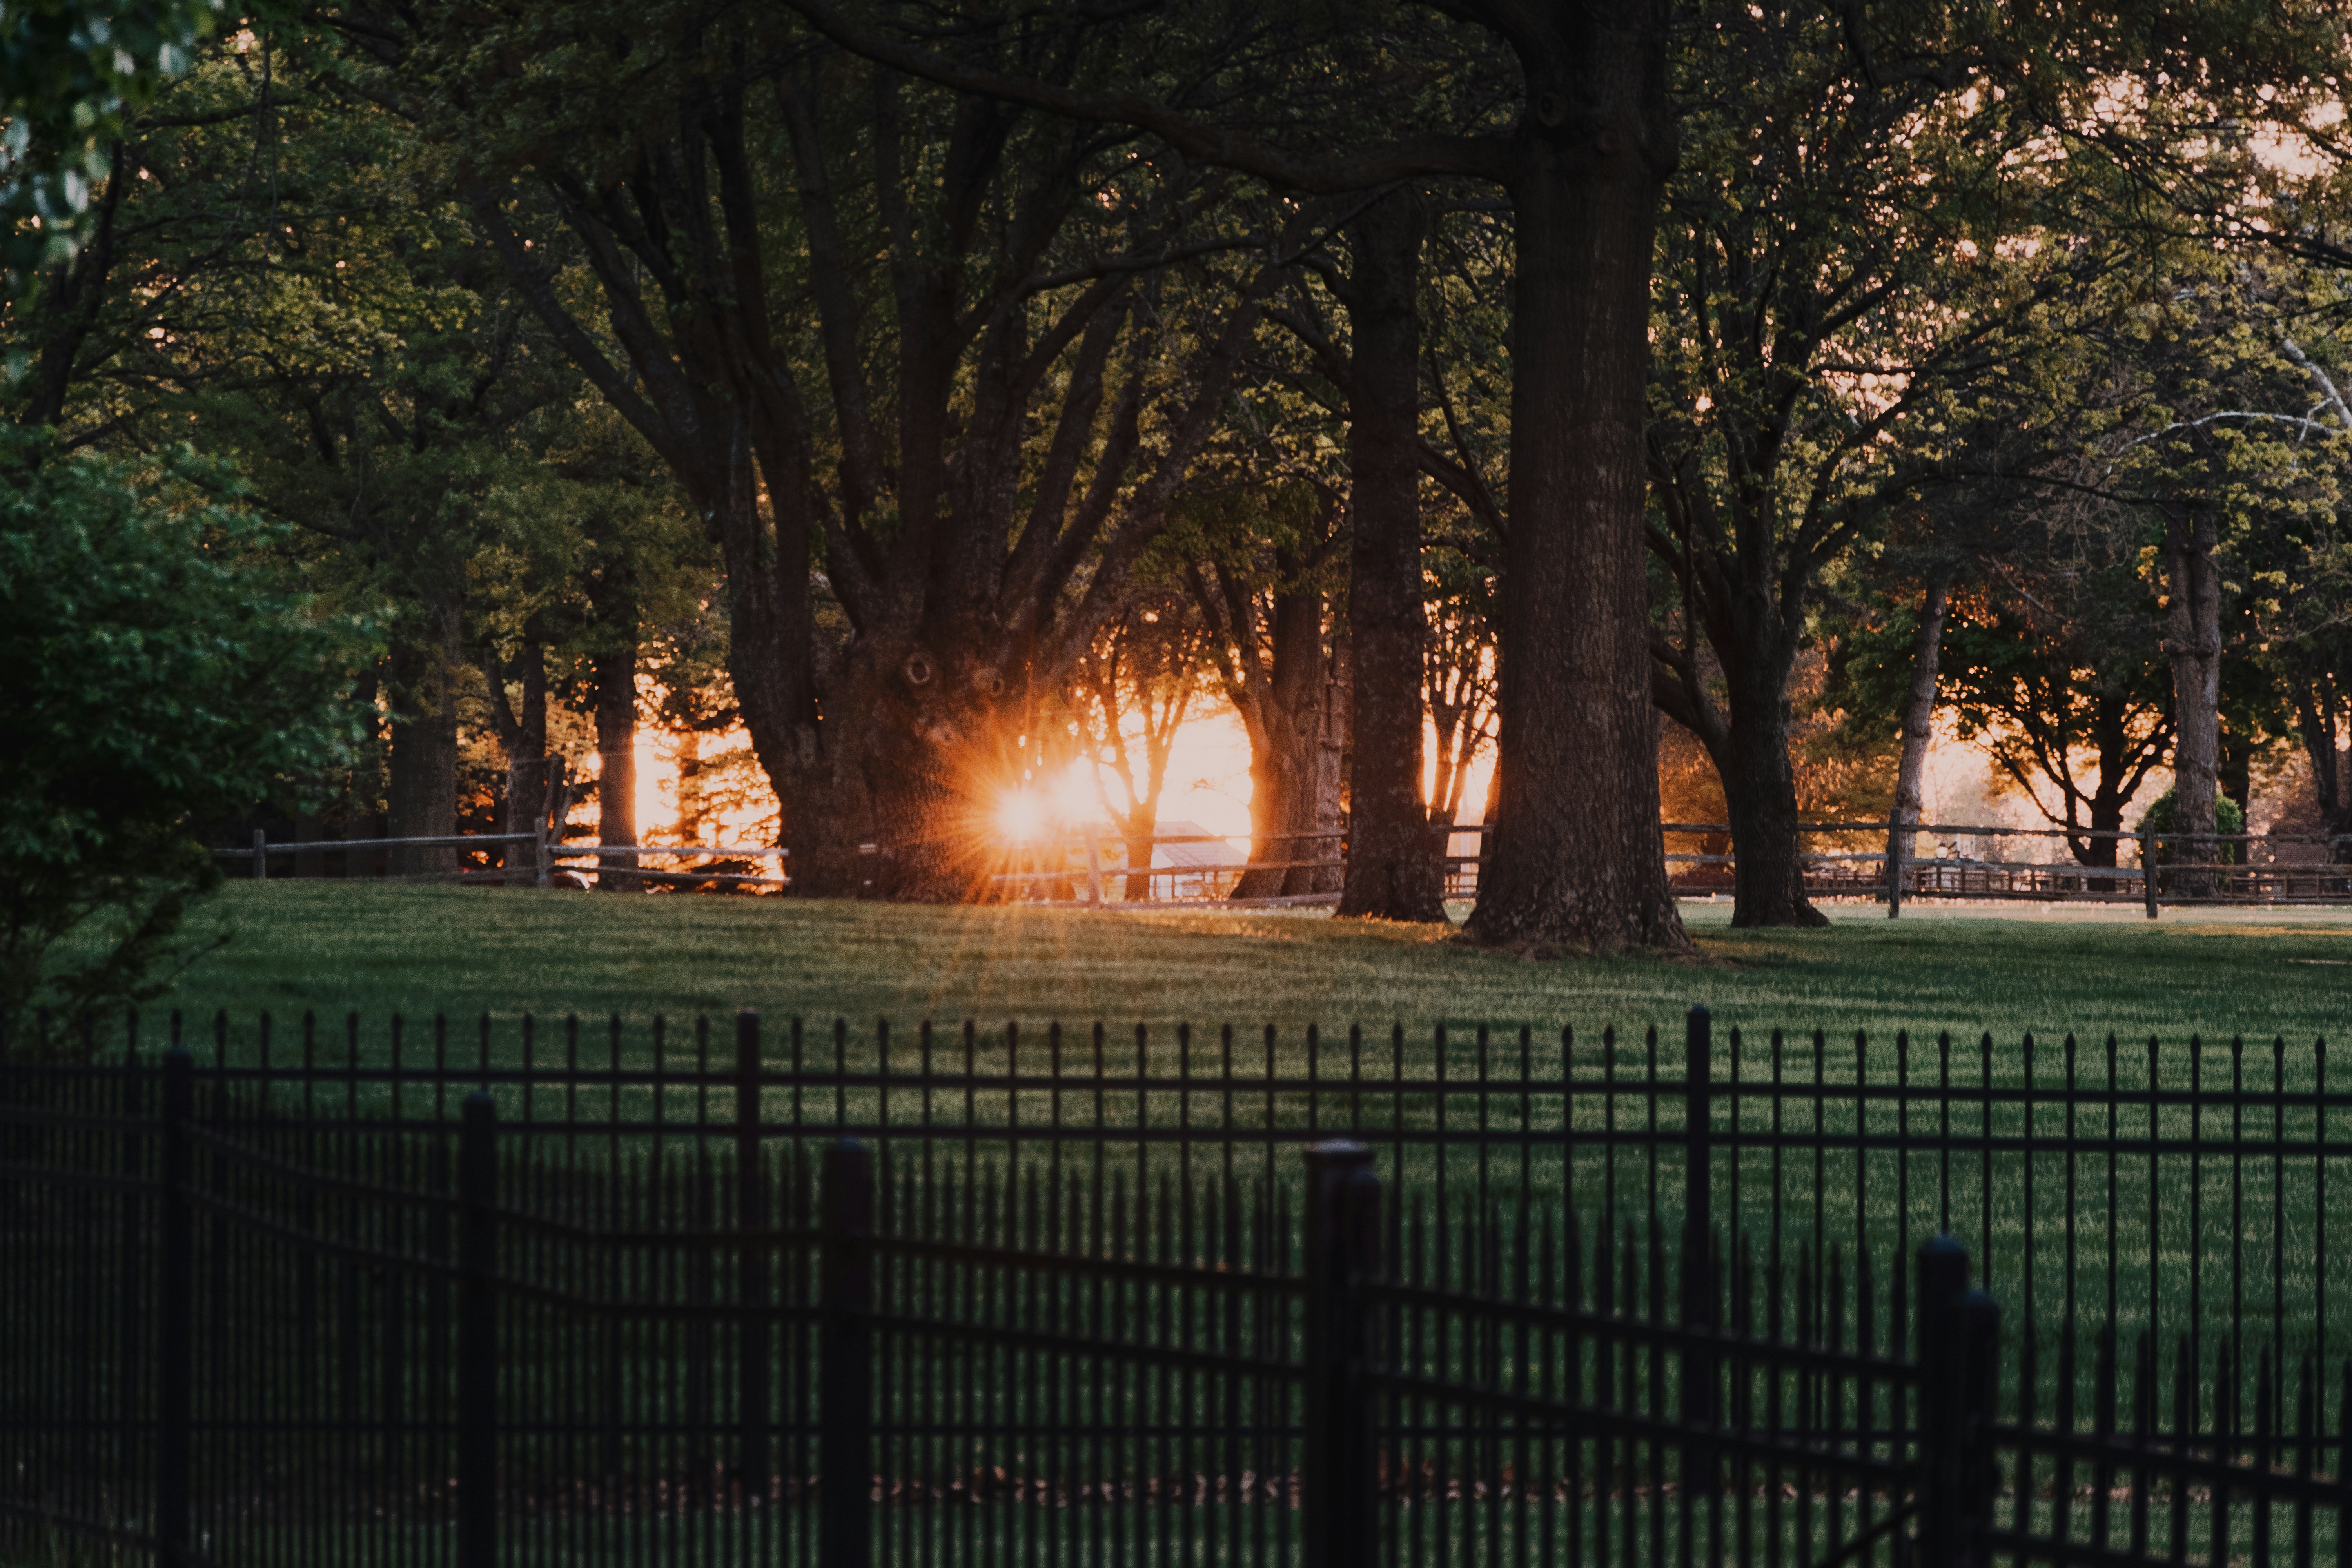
left=0, top=427, right=369, bottom=1026
left=0, top=0, right=236, bottom=292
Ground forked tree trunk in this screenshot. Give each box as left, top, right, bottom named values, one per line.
left=1886, top=575, right=1949, bottom=916
left=1465, top=3, right=1688, bottom=953
left=2164, top=499, right=2223, bottom=895
left=385, top=597, right=464, bottom=879
left=1336, top=189, right=1445, bottom=922
left=2290, top=677, right=2352, bottom=862
left=593, top=644, right=639, bottom=892
left=1232, top=590, right=1342, bottom=900
left=2070, top=685, right=2159, bottom=870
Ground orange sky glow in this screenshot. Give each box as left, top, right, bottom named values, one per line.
left=585, top=706, right=1496, bottom=855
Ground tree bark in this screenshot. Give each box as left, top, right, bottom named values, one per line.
left=1335, top=189, right=1445, bottom=922
left=489, top=642, right=548, bottom=880
left=342, top=662, right=384, bottom=880
left=1720, top=661, right=1825, bottom=928
left=2290, top=674, right=2352, bottom=861
left=1232, top=587, right=1344, bottom=899
left=1886, top=575, right=1950, bottom=916
left=2219, top=718, right=2253, bottom=829
left=2163, top=498, right=2223, bottom=895
left=593, top=644, right=639, bottom=891
left=1463, top=3, right=1688, bottom=953
left=385, top=597, right=464, bottom=878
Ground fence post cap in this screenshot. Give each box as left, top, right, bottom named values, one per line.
left=1305, top=1138, right=1372, bottom=1160
left=1919, top=1232, right=1967, bottom=1260
left=462, top=1088, right=496, bottom=1116
left=1687, top=1002, right=1711, bottom=1021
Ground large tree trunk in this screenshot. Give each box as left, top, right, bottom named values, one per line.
left=1717, top=660, right=1824, bottom=928
left=385, top=597, right=464, bottom=878
left=1466, top=5, right=1687, bottom=953
left=593, top=643, right=639, bottom=892
left=2289, top=672, right=2352, bottom=862
left=1122, top=821, right=1157, bottom=901
left=497, top=643, right=548, bottom=861
left=2163, top=499, right=2223, bottom=895
left=1336, top=189, right=1445, bottom=922
left=781, top=634, right=1025, bottom=904
left=1886, top=575, right=1949, bottom=915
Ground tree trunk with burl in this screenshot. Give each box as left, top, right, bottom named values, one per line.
left=1192, top=551, right=1347, bottom=900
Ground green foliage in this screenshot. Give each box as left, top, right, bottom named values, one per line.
left=0, top=430, right=367, bottom=1033
left=2136, top=788, right=2248, bottom=864
left=0, top=0, right=231, bottom=292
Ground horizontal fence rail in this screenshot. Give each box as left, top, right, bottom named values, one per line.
left=207, top=818, right=2352, bottom=911
left=6, top=1006, right=2351, bottom=1565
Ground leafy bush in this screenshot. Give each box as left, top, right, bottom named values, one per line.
left=0, top=432, right=366, bottom=1036
left=2134, top=788, right=2247, bottom=865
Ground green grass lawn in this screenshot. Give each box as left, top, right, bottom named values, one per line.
left=147, top=881, right=2352, bottom=1044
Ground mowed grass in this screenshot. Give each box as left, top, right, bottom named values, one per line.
left=144, top=881, right=2352, bottom=1045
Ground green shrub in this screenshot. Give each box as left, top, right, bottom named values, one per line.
left=2134, top=787, right=2247, bottom=865
left=0, top=432, right=368, bottom=1037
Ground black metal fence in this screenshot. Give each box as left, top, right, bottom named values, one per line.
left=5, top=1006, right=2350, bottom=1565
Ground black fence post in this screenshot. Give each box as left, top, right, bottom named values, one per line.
left=1303, top=1139, right=1380, bottom=1568
left=457, top=1091, right=497, bottom=1568
left=1955, top=1288, right=1999, bottom=1568
left=820, top=1137, right=873, bottom=1567
left=1682, top=1005, right=1718, bottom=1496
left=2141, top=831, right=2160, bottom=920
left=1915, top=1234, right=1971, bottom=1568
left=737, top=1011, right=772, bottom=1507
left=158, top=1048, right=193, bottom=1568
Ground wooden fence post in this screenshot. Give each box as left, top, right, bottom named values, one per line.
left=1303, top=1139, right=1379, bottom=1568
left=2141, top=830, right=2159, bottom=920
left=457, top=1091, right=497, bottom=1568
left=820, top=1138, right=873, bottom=1567
left=158, top=1048, right=193, bottom=1568
left=251, top=827, right=267, bottom=882
left=1887, top=823, right=1906, bottom=918
left=1084, top=829, right=1103, bottom=908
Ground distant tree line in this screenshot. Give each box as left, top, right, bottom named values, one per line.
left=7, top=0, right=2352, bottom=1015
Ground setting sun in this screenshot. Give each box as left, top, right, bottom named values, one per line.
left=995, top=788, right=1049, bottom=842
